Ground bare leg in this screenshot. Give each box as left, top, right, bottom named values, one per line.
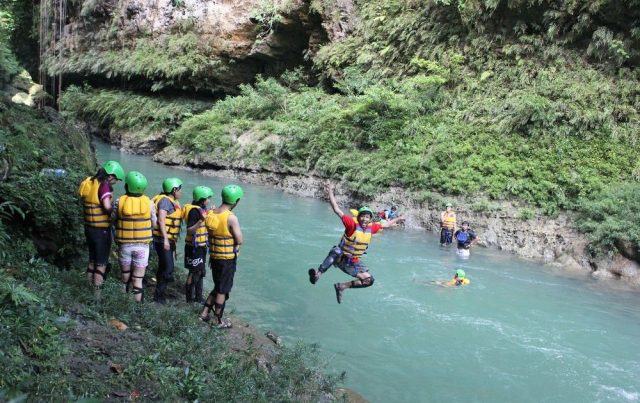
left=131, top=265, right=146, bottom=303
left=86, top=262, right=95, bottom=284
left=213, top=292, right=231, bottom=327
left=185, top=272, right=194, bottom=303
left=93, top=264, right=107, bottom=286
left=200, top=293, right=214, bottom=320
left=200, top=292, right=230, bottom=326
left=120, top=263, right=132, bottom=293
left=194, top=268, right=205, bottom=303
left=334, top=272, right=374, bottom=304
left=92, top=264, right=107, bottom=299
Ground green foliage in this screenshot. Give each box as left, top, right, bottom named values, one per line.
left=0, top=275, right=40, bottom=307
left=249, top=0, right=294, bottom=40
left=60, top=85, right=212, bottom=134
left=0, top=40, right=20, bottom=83
left=0, top=261, right=340, bottom=400
left=0, top=102, right=94, bottom=265
left=43, top=32, right=227, bottom=91
left=575, top=182, right=640, bottom=256
left=518, top=208, right=535, bottom=221
left=0, top=3, right=22, bottom=83
left=169, top=65, right=637, bottom=214
left=315, top=0, right=640, bottom=80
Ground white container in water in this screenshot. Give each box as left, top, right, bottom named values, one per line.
left=40, top=168, right=67, bottom=177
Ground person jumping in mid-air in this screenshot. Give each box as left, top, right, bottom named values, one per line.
left=308, top=181, right=405, bottom=303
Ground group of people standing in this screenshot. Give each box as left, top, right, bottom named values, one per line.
left=439, top=202, right=479, bottom=258
left=79, top=161, right=243, bottom=328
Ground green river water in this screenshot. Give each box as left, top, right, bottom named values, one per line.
left=97, top=141, right=640, bottom=403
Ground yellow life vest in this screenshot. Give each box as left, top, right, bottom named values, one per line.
left=115, top=195, right=152, bottom=244
left=442, top=212, right=456, bottom=230
left=339, top=224, right=373, bottom=260
left=447, top=277, right=470, bottom=286
left=151, top=194, right=182, bottom=241
left=78, top=177, right=110, bottom=228
left=183, top=204, right=208, bottom=247
left=206, top=210, right=236, bottom=260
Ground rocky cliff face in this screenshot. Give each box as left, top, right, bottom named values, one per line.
left=44, top=0, right=354, bottom=93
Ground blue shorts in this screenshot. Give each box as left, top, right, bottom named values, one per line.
left=336, top=257, right=369, bottom=277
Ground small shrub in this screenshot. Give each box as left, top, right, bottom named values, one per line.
left=575, top=182, right=640, bottom=256
left=518, top=208, right=536, bottom=221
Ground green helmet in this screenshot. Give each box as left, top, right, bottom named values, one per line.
left=162, top=177, right=183, bottom=193
left=103, top=160, right=125, bottom=181
left=358, top=206, right=374, bottom=217
left=193, top=186, right=214, bottom=202
left=125, top=171, right=148, bottom=194
left=455, top=269, right=466, bottom=279
left=221, top=184, right=244, bottom=205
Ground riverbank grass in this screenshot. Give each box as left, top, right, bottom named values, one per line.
left=0, top=257, right=340, bottom=400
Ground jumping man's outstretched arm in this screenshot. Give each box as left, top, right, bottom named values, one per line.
left=325, top=180, right=344, bottom=218
left=381, top=215, right=406, bottom=228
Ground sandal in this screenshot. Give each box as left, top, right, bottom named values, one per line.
left=216, top=318, right=232, bottom=329
left=308, top=268, right=320, bottom=285
left=199, top=314, right=211, bottom=323
left=334, top=283, right=343, bottom=304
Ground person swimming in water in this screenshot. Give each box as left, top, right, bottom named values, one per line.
left=445, top=269, right=470, bottom=286
left=418, top=269, right=470, bottom=287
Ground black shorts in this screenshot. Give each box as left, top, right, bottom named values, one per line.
left=85, top=226, right=111, bottom=266
left=211, top=258, right=236, bottom=295
left=184, top=245, right=207, bottom=272
left=440, top=228, right=453, bottom=245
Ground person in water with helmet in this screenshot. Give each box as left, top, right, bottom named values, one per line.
left=183, top=186, right=214, bottom=303
left=199, top=185, right=244, bottom=329
left=78, top=160, right=125, bottom=291
left=445, top=269, right=470, bottom=287
left=454, top=221, right=478, bottom=258
left=112, top=171, right=157, bottom=302
left=308, top=181, right=405, bottom=304
left=440, top=202, right=456, bottom=247
left=151, top=177, right=183, bottom=304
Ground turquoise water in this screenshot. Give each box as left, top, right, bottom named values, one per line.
left=97, top=142, right=640, bottom=403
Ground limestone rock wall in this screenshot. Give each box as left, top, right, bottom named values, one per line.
left=45, top=0, right=354, bottom=92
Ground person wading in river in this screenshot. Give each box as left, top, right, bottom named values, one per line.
left=454, top=221, right=478, bottom=258
left=199, top=185, right=244, bottom=329
left=78, top=160, right=125, bottom=293
left=112, top=171, right=157, bottom=302
left=151, top=177, right=183, bottom=304
left=183, top=186, right=213, bottom=303
left=308, top=181, right=405, bottom=303
left=440, top=202, right=456, bottom=247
